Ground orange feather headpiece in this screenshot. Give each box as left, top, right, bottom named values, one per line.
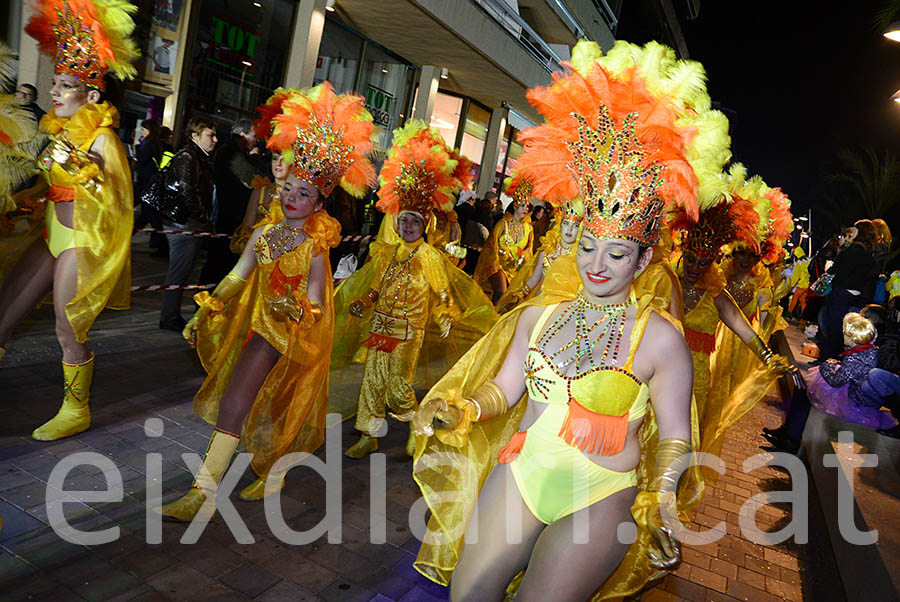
left=26, top=0, right=139, bottom=91
left=671, top=197, right=758, bottom=261
left=760, top=186, right=793, bottom=264
left=253, top=88, right=291, bottom=140
left=449, top=148, right=475, bottom=191
left=502, top=172, right=534, bottom=208
left=267, top=82, right=376, bottom=198
left=376, top=120, right=462, bottom=219
left=516, top=40, right=732, bottom=246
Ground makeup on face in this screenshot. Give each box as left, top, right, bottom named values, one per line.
left=49, top=74, right=89, bottom=118
left=576, top=233, right=643, bottom=300
left=281, top=175, right=320, bottom=221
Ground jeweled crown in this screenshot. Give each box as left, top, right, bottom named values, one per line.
left=569, top=108, right=665, bottom=245
left=503, top=173, right=533, bottom=208
left=394, top=159, right=442, bottom=218
left=291, top=114, right=354, bottom=198
left=52, top=1, right=107, bottom=89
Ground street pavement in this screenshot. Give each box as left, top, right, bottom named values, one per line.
left=0, top=235, right=844, bottom=601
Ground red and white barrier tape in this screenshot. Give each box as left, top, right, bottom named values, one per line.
left=136, top=226, right=374, bottom=243
left=131, top=283, right=215, bottom=292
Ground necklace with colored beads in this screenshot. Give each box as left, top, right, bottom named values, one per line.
left=378, top=244, right=419, bottom=317
left=726, top=276, right=753, bottom=309
left=681, top=278, right=704, bottom=313
left=537, top=294, right=629, bottom=375
left=260, top=221, right=305, bottom=261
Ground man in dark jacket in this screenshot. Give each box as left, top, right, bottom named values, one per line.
left=200, top=119, right=263, bottom=287
left=16, top=83, right=46, bottom=122
left=159, top=117, right=216, bottom=331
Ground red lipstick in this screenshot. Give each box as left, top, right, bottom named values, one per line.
left=586, top=272, right=610, bottom=284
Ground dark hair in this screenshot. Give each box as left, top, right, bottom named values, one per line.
left=231, top=118, right=254, bottom=136
left=20, top=83, right=38, bottom=99
left=185, top=116, right=217, bottom=140
left=142, top=119, right=160, bottom=142
left=889, top=296, right=900, bottom=328
left=860, top=304, right=889, bottom=341
left=159, top=126, right=173, bottom=141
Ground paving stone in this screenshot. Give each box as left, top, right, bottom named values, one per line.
left=218, top=562, right=283, bottom=598
left=317, top=579, right=375, bottom=602
left=252, top=580, right=322, bottom=602
left=146, top=563, right=218, bottom=600
left=265, top=551, right=337, bottom=592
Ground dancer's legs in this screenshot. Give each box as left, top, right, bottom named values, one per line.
left=215, top=333, right=280, bottom=434
left=53, top=248, right=90, bottom=363
left=0, top=238, right=55, bottom=346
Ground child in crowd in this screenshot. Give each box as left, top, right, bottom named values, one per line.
left=807, top=312, right=897, bottom=429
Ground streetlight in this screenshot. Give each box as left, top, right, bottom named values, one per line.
left=885, top=21, right=900, bottom=42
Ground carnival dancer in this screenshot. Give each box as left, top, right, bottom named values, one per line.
left=427, top=149, right=474, bottom=267
left=334, top=121, right=496, bottom=459
left=495, top=197, right=583, bottom=314
left=670, top=193, right=792, bottom=435
left=156, top=84, right=376, bottom=520
left=0, top=0, right=137, bottom=441
left=474, top=174, right=534, bottom=303
left=701, top=169, right=793, bottom=469
left=230, top=89, right=292, bottom=254
left=410, top=39, right=732, bottom=602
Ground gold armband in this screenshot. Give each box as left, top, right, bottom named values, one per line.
left=309, top=303, right=323, bottom=322
left=650, top=438, right=693, bottom=495
left=365, top=289, right=379, bottom=304
left=465, top=381, right=508, bottom=421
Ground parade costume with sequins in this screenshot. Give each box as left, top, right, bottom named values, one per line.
left=332, top=121, right=497, bottom=437
left=474, top=213, right=534, bottom=294
left=412, top=39, right=734, bottom=601
left=192, top=211, right=340, bottom=477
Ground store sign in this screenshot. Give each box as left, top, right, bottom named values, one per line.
left=365, top=85, right=394, bottom=128
left=206, top=15, right=261, bottom=74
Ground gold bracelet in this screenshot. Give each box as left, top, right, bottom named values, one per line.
left=365, top=289, right=379, bottom=304
left=309, top=303, right=323, bottom=322
left=465, top=381, right=508, bottom=421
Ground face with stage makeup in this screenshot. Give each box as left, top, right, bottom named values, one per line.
left=50, top=73, right=99, bottom=118
left=576, top=231, right=652, bottom=301
left=280, top=174, right=322, bottom=223
left=681, top=251, right=714, bottom=286
left=512, top=202, right=530, bottom=221
left=560, top=218, right=580, bottom=247
left=733, top=247, right=759, bottom=273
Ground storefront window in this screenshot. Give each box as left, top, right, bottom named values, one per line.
left=430, top=92, right=463, bottom=152
left=461, top=102, right=490, bottom=180
left=357, top=43, right=415, bottom=153
left=315, top=18, right=364, bottom=94
left=181, top=0, right=296, bottom=127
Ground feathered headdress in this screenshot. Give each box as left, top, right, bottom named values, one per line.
left=515, top=40, right=732, bottom=246
left=376, top=120, right=461, bottom=218
left=759, top=185, right=792, bottom=264
left=670, top=194, right=758, bottom=261
left=449, top=148, right=475, bottom=191
left=502, top=171, right=533, bottom=208
left=253, top=88, right=291, bottom=140
left=0, top=43, right=41, bottom=217
left=26, top=0, right=139, bottom=90
left=561, top=196, right=584, bottom=223
left=267, top=82, right=377, bottom=198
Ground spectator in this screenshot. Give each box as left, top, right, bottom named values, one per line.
left=159, top=117, right=216, bottom=331
left=455, top=189, right=476, bottom=232
left=808, top=313, right=895, bottom=428
left=787, top=247, right=811, bottom=319
left=531, top=202, right=550, bottom=246
left=460, top=197, right=493, bottom=275
left=15, top=83, right=46, bottom=122
left=874, top=296, right=900, bottom=375
left=821, top=219, right=876, bottom=359
left=158, top=126, right=175, bottom=168
left=200, top=118, right=263, bottom=287
left=133, top=119, right=167, bottom=256
left=866, top=219, right=892, bottom=304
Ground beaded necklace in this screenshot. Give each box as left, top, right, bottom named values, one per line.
left=377, top=244, right=420, bottom=317
left=507, top=219, right=526, bottom=244
left=536, top=294, right=629, bottom=376
left=680, top=276, right=705, bottom=313
left=263, top=221, right=305, bottom=262
left=726, top=276, right=753, bottom=309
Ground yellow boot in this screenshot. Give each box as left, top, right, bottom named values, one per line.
left=156, top=429, right=240, bottom=522
left=33, top=355, right=94, bottom=441
left=345, top=435, right=378, bottom=459
left=239, top=475, right=285, bottom=501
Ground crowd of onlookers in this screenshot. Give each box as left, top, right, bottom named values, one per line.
left=764, top=219, right=900, bottom=450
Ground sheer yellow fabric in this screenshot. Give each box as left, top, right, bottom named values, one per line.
left=473, top=214, right=534, bottom=292
left=681, top=263, right=727, bottom=422
left=702, top=260, right=778, bottom=480
left=0, top=182, right=48, bottom=284
left=0, top=103, right=133, bottom=340
left=412, top=260, right=703, bottom=600
left=332, top=237, right=497, bottom=393
left=495, top=223, right=574, bottom=313
left=192, top=210, right=338, bottom=478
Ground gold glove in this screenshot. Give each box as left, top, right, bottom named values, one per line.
left=411, top=381, right=509, bottom=437
left=349, top=289, right=378, bottom=318
left=747, top=335, right=793, bottom=376
left=43, top=136, right=101, bottom=185
left=436, top=289, right=453, bottom=338
left=270, top=284, right=303, bottom=321
left=184, top=271, right=247, bottom=346
left=644, top=438, right=692, bottom=571
left=499, top=283, right=531, bottom=314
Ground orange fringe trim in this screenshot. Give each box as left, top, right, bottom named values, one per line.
left=684, top=327, right=716, bottom=354
left=361, top=333, right=403, bottom=353
left=558, top=399, right=628, bottom=456
left=497, top=431, right=527, bottom=464
left=47, top=185, right=75, bottom=203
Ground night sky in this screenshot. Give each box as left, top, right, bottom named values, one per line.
left=620, top=0, right=900, bottom=244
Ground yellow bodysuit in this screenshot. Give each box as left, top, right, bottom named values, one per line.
left=192, top=210, right=338, bottom=478
left=411, top=271, right=703, bottom=601
left=501, top=302, right=650, bottom=523
left=0, top=102, right=133, bottom=340
left=681, top=263, right=727, bottom=423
